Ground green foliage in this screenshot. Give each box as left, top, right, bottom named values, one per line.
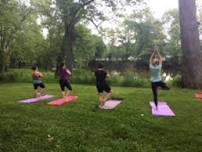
left=74, top=25, right=106, bottom=68
left=172, top=74, right=183, bottom=88
left=71, top=69, right=150, bottom=88
left=109, top=71, right=150, bottom=88
left=0, top=69, right=57, bottom=83
left=47, top=0, right=144, bottom=68
left=0, top=0, right=32, bottom=72
left=71, top=69, right=95, bottom=84
left=0, top=0, right=184, bottom=82
left=11, top=16, right=46, bottom=66
left=105, top=8, right=166, bottom=61
left=0, top=69, right=150, bottom=88
left=0, top=69, right=31, bottom=83
left=1, top=69, right=186, bottom=89
left=32, top=0, right=65, bottom=68
left=162, top=9, right=182, bottom=62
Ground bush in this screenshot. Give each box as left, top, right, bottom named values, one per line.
left=43, top=71, right=57, bottom=83
left=0, top=68, right=150, bottom=88
left=72, top=69, right=95, bottom=85
left=109, top=71, right=150, bottom=88
left=121, top=71, right=149, bottom=87
left=0, top=69, right=30, bottom=82
left=0, top=69, right=57, bottom=83
left=172, top=74, right=183, bottom=88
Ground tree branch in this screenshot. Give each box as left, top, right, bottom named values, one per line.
left=86, top=17, right=104, bottom=36
left=71, top=0, right=95, bottom=25
left=81, top=0, right=95, bottom=7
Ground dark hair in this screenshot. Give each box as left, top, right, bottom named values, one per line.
left=97, top=63, right=104, bottom=69
left=32, top=66, right=37, bottom=70
left=60, top=63, right=65, bottom=68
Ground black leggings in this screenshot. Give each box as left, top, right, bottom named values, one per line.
left=151, top=81, right=170, bottom=107
left=33, top=83, right=45, bottom=90
left=59, top=79, right=72, bottom=91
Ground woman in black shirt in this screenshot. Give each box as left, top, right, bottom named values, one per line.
left=95, top=64, right=112, bottom=108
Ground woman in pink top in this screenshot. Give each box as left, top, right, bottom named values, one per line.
left=58, top=63, right=72, bottom=98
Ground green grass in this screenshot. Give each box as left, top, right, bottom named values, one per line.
left=0, top=83, right=202, bottom=152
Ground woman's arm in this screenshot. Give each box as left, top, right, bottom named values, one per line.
left=155, top=48, right=163, bottom=64
left=38, top=71, right=43, bottom=77
left=149, top=50, right=156, bottom=64
left=66, top=69, right=72, bottom=75
left=34, top=71, right=43, bottom=77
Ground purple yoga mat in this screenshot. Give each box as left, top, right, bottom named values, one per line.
left=101, top=100, right=122, bottom=109
left=18, top=95, right=54, bottom=104
left=150, top=101, right=175, bottom=116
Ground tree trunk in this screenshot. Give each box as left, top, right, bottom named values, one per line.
left=59, top=24, right=75, bottom=71
left=179, top=0, right=202, bottom=88
left=0, top=61, right=6, bottom=74
left=0, top=50, right=8, bottom=74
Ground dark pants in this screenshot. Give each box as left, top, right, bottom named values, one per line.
left=151, top=81, right=170, bottom=107
left=96, top=81, right=111, bottom=93
left=33, top=83, right=45, bottom=90
left=59, top=79, right=72, bottom=91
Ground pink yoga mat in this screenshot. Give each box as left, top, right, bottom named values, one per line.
left=150, top=101, right=175, bottom=116
left=18, top=95, right=54, bottom=104
left=48, top=96, right=78, bottom=105
left=101, top=100, right=122, bottom=109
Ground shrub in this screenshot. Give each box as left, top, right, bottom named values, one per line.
left=0, top=68, right=151, bottom=88
left=172, top=74, right=183, bottom=88
left=109, top=71, right=150, bottom=88
left=72, top=69, right=95, bottom=85
left=0, top=69, right=30, bottom=82
left=0, top=69, right=56, bottom=83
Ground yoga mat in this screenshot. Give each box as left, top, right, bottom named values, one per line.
left=18, top=95, right=54, bottom=104
left=48, top=96, right=78, bottom=105
left=101, top=100, right=122, bottom=109
left=150, top=101, right=175, bottom=116
left=195, top=93, right=202, bottom=99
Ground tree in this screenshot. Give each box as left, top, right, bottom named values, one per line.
left=179, top=0, right=202, bottom=88
left=10, top=11, right=47, bottom=68
left=162, top=9, right=181, bottom=63
left=107, top=8, right=166, bottom=61
left=74, top=24, right=105, bottom=68
left=94, top=40, right=106, bottom=59
left=31, top=0, right=108, bottom=69
left=0, top=0, right=31, bottom=73
left=55, top=0, right=143, bottom=70
left=29, top=0, right=67, bottom=70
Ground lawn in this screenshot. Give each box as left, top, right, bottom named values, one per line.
left=0, top=83, right=202, bottom=152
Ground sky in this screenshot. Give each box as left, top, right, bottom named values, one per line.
left=146, top=0, right=178, bottom=19
left=90, top=0, right=179, bottom=33
left=141, top=0, right=201, bottom=19
left=38, top=0, right=201, bottom=39
left=88, top=0, right=180, bottom=42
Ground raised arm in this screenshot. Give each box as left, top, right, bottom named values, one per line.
left=155, top=48, right=163, bottom=64
left=66, top=69, right=72, bottom=75
left=149, top=50, right=156, bottom=64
